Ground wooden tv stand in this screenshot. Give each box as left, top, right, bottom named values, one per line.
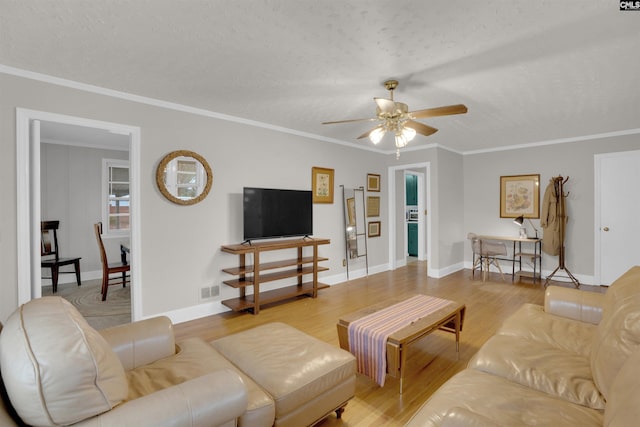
left=220, top=237, right=330, bottom=314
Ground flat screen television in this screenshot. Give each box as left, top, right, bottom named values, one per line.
left=243, top=187, right=313, bottom=242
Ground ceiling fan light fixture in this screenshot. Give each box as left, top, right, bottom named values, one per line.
left=401, top=126, right=416, bottom=142
left=369, top=127, right=385, bottom=144
left=394, top=132, right=409, bottom=148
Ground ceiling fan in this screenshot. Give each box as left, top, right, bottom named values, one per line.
left=322, top=79, right=467, bottom=157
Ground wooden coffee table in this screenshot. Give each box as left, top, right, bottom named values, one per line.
left=337, top=294, right=465, bottom=393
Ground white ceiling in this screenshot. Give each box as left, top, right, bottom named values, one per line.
left=2, top=1, right=639, bottom=154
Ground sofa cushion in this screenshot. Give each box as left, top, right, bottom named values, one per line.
left=604, top=348, right=640, bottom=427
left=591, top=265, right=640, bottom=399
left=0, top=297, right=128, bottom=426
left=469, top=334, right=604, bottom=409
left=404, top=369, right=603, bottom=427
left=126, top=337, right=275, bottom=427
left=496, top=303, right=596, bottom=357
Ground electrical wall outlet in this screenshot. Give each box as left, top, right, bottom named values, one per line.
left=200, top=285, right=220, bottom=301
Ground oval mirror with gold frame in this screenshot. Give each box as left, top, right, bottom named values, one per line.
left=156, top=150, right=212, bottom=205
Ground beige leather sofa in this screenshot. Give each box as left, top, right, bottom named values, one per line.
left=0, top=297, right=356, bottom=427
left=406, top=265, right=640, bottom=426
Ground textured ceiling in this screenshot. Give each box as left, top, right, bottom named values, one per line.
left=2, top=1, right=639, bottom=154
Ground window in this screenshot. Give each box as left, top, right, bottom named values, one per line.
left=102, top=159, right=130, bottom=235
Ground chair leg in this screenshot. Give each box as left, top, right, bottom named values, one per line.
left=51, top=266, right=59, bottom=293
left=493, top=259, right=505, bottom=281
left=74, top=260, right=82, bottom=287
left=101, top=271, right=109, bottom=301
left=122, top=271, right=126, bottom=288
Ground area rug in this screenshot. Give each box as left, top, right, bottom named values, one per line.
left=42, top=278, right=131, bottom=330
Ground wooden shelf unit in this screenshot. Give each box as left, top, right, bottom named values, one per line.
left=220, top=237, right=330, bottom=314
left=513, top=239, right=542, bottom=283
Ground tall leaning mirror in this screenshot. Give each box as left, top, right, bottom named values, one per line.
left=156, top=150, right=212, bottom=205
left=342, top=185, right=368, bottom=279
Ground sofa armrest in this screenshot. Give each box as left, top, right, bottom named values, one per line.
left=75, top=370, right=247, bottom=427
left=544, top=286, right=604, bottom=325
left=100, top=316, right=176, bottom=370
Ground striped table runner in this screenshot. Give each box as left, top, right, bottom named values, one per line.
left=347, top=295, right=453, bottom=386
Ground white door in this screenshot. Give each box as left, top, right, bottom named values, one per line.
left=595, top=150, right=640, bottom=285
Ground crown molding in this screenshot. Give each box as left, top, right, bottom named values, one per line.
left=3, top=64, right=637, bottom=157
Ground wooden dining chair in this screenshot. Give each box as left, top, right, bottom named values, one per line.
left=94, top=223, right=130, bottom=301
left=41, top=220, right=82, bottom=293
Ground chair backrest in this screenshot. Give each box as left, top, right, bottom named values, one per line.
left=481, top=240, right=507, bottom=256
left=94, top=223, right=109, bottom=267
left=0, top=297, right=128, bottom=426
left=41, top=220, right=60, bottom=259
left=467, top=233, right=481, bottom=254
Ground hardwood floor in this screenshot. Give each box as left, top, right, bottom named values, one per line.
left=173, top=262, right=549, bottom=426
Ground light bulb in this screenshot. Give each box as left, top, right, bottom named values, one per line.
left=395, top=133, right=408, bottom=148
left=401, top=126, right=416, bottom=141
left=369, top=127, right=385, bottom=145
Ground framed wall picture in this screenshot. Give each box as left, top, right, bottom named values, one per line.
left=311, top=166, right=334, bottom=203
left=367, top=196, right=380, bottom=217
left=500, top=174, right=540, bottom=218
left=367, top=173, right=381, bottom=192
left=368, top=221, right=381, bottom=237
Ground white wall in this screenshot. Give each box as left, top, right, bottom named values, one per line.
left=0, top=72, right=389, bottom=322
left=4, top=70, right=638, bottom=322
left=463, top=134, right=640, bottom=283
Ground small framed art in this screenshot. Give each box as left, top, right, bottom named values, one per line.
left=367, top=173, right=381, bottom=192
left=367, top=196, right=380, bottom=217
left=368, top=221, right=381, bottom=237
left=312, top=166, right=334, bottom=203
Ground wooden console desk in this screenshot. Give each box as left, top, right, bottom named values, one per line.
left=476, top=235, right=542, bottom=282
left=221, top=237, right=329, bottom=314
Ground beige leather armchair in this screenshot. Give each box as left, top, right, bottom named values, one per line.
left=0, top=297, right=247, bottom=427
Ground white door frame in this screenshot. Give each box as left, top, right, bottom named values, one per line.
left=16, top=108, right=142, bottom=320
left=388, top=162, right=432, bottom=276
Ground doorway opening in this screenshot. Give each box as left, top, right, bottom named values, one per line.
left=387, top=162, right=431, bottom=275
left=16, top=109, right=142, bottom=322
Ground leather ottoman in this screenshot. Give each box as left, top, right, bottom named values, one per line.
left=211, top=322, right=356, bottom=427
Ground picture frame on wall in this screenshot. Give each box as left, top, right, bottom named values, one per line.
left=368, top=221, right=381, bottom=237
left=311, top=166, right=334, bottom=203
left=366, top=196, right=380, bottom=217
left=500, top=174, right=540, bottom=218
left=367, top=173, right=381, bottom=192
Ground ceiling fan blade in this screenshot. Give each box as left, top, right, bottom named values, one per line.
left=322, top=117, right=377, bottom=125
left=357, top=125, right=383, bottom=140
left=374, top=98, right=396, bottom=114
left=409, top=104, right=468, bottom=119
left=404, top=120, right=438, bottom=137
